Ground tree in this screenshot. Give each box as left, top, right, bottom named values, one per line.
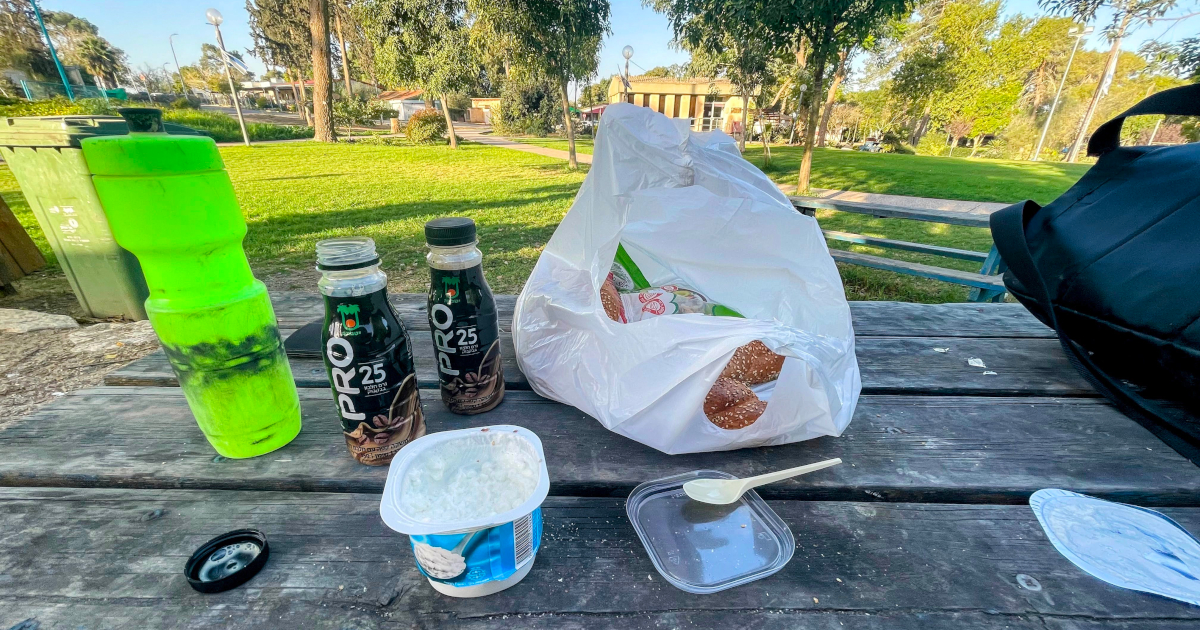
left=180, top=44, right=253, bottom=94
left=358, top=0, right=480, bottom=148
left=641, top=64, right=688, bottom=78
left=661, top=0, right=910, bottom=190
left=1042, top=0, right=1184, bottom=161
left=653, top=0, right=773, bottom=152
left=74, top=36, right=125, bottom=90
left=578, top=76, right=611, bottom=106
left=246, top=0, right=313, bottom=122
left=472, top=0, right=611, bottom=168
left=310, top=0, right=337, bottom=142
left=0, top=1, right=56, bottom=81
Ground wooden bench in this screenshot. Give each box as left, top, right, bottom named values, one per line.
left=791, top=195, right=1007, bottom=303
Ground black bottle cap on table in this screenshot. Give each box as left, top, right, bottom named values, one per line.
left=425, top=217, right=477, bottom=246
left=185, top=529, right=269, bottom=593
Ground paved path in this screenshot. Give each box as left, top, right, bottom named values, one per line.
left=456, top=124, right=594, bottom=164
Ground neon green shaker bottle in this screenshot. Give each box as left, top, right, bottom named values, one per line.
left=81, top=108, right=301, bottom=458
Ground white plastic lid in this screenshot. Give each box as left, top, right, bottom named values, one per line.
left=380, top=426, right=550, bottom=536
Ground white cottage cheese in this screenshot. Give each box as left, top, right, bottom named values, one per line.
left=399, top=431, right=540, bottom=523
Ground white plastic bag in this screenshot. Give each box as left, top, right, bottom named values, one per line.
left=512, top=104, right=860, bottom=454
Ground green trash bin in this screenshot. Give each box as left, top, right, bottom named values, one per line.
left=0, top=116, right=201, bottom=319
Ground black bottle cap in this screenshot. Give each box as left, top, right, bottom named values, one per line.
left=425, top=217, right=477, bottom=246
left=185, top=529, right=269, bottom=593
left=117, top=108, right=164, bottom=133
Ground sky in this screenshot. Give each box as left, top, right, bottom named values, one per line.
left=39, top=0, right=1200, bottom=86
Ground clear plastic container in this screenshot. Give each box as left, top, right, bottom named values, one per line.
left=626, top=470, right=795, bottom=594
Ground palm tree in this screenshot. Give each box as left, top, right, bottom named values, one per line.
left=75, top=36, right=120, bottom=90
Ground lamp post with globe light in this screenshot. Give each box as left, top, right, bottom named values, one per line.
left=1031, top=25, right=1093, bottom=161
left=206, top=8, right=251, bottom=146
left=622, top=46, right=633, bottom=102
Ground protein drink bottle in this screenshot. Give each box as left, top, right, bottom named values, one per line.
left=425, top=218, right=505, bottom=414
left=81, top=108, right=300, bottom=458
left=317, top=237, right=425, bottom=465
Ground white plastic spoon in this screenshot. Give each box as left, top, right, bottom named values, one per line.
left=683, top=458, right=843, bottom=505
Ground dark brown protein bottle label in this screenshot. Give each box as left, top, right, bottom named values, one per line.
left=322, top=289, right=426, bottom=464
left=428, top=264, right=505, bottom=414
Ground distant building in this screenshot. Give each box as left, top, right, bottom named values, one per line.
left=378, top=89, right=438, bottom=122
left=469, top=97, right=500, bottom=123
left=605, top=75, right=756, bottom=134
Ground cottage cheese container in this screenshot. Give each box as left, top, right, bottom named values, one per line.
left=380, top=425, right=549, bottom=597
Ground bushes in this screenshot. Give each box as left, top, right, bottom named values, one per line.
left=171, top=97, right=198, bottom=110
left=0, top=97, right=312, bottom=143
left=161, top=109, right=312, bottom=142
left=405, top=108, right=447, bottom=144
left=0, top=97, right=115, bottom=117
left=881, top=131, right=915, bottom=154
left=492, top=78, right=560, bottom=136
left=915, top=132, right=949, bottom=157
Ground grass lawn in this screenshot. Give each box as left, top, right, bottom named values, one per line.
left=510, top=136, right=595, bottom=155
left=0, top=141, right=585, bottom=296
left=0, top=138, right=1089, bottom=305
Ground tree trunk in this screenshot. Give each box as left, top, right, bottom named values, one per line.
left=334, top=7, right=353, bottom=97
left=817, top=50, right=848, bottom=148
left=949, top=136, right=958, bottom=157
left=558, top=81, right=578, bottom=169
left=309, top=0, right=335, bottom=142
left=738, top=91, right=750, bottom=153
left=1066, top=13, right=1131, bottom=162
left=969, top=134, right=982, bottom=158
left=769, top=78, right=792, bottom=108
left=759, top=99, right=772, bottom=165
left=910, top=101, right=931, bottom=145
left=441, top=93, right=458, bottom=149
left=798, top=28, right=832, bottom=194
left=293, top=70, right=311, bottom=126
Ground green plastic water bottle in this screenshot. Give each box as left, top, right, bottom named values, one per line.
left=81, top=108, right=301, bottom=458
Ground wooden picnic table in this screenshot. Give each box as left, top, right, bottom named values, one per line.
left=3, top=291, right=1199, bottom=629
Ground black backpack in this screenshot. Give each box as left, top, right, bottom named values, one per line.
left=990, top=83, right=1200, bottom=464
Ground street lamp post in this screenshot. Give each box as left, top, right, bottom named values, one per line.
left=622, top=46, right=633, bottom=102
left=1031, top=25, right=1093, bottom=161
left=169, top=33, right=186, bottom=95
left=206, top=9, right=251, bottom=147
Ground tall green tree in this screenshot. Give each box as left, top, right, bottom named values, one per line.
left=652, top=0, right=773, bottom=152
left=0, top=1, right=56, bottom=82
left=472, top=0, right=611, bottom=168
left=179, top=44, right=253, bottom=94
left=357, top=0, right=480, bottom=148
left=247, top=0, right=314, bottom=123
left=662, top=0, right=910, bottom=192
left=1041, top=0, right=1184, bottom=161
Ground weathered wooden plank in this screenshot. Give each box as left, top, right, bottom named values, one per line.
left=105, top=333, right=1093, bottom=397
left=4, top=389, right=1196, bottom=504
left=268, top=292, right=516, bottom=332
left=792, top=195, right=995, bottom=228
left=830, top=249, right=1007, bottom=291
left=0, top=487, right=1197, bottom=629
left=104, top=330, right=529, bottom=390
left=849, top=300, right=1052, bottom=338
left=824, top=229, right=990, bottom=262
left=268, top=292, right=1055, bottom=338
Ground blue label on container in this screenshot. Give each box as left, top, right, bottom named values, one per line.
left=410, top=508, right=542, bottom=588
